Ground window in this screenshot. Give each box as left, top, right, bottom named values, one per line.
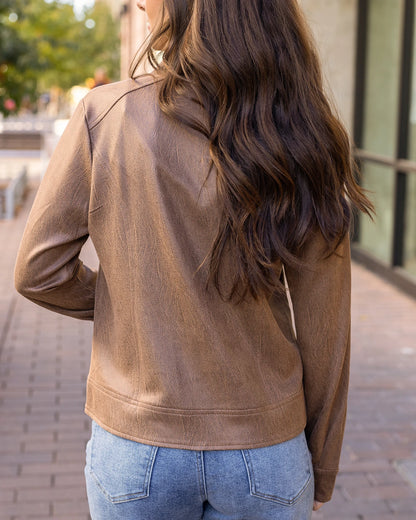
left=362, top=0, right=404, bottom=158
left=354, top=0, right=416, bottom=292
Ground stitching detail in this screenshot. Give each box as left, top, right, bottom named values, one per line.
left=88, top=204, right=104, bottom=215
left=85, top=411, right=307, bottom=449
left=196, top=452, right=208, bottom=502
left=88, top=424, right=159, bottom=503
left=241, top=447, right=312, bottom=506
left=87, top=377, right=304, bottom=415
left=82, top=98, right=93, bottom=166
left=88, top=78, right=163, bottom=130
left=313, top=467, right=339, bottom=473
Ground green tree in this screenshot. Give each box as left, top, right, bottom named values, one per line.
left=0, top=0, right=120, bottom=116
left=0, top=0, right=38, bottom=116
left=77, top=2, right=121, bottom=85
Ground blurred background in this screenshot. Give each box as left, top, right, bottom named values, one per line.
left=0, top=1, right=416, bottom=519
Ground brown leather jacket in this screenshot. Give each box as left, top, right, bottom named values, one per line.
left=14, top=75, right=351, bottom=503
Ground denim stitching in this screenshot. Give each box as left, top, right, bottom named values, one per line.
left=241, top=445, right=312, bottom=506
left=143, top=446, right=159, bottom=497
left=200, top=451, right=208, bottom=502
left=195, top=451, right=208, bottom=502
left=88, top=425, right=158, bottom=503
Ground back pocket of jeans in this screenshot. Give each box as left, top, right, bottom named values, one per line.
left=87, top=421, right=159, bottom=504
left=241, top=431, right=312, bottom=506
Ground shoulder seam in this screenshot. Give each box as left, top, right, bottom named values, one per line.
left=81, top=98, right=93, bottom=166
left=88, top=78, right=163, bottom=130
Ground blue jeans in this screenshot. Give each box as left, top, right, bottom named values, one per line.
left=85, top=421, right=314, bottom=519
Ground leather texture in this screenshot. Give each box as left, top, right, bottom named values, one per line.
left=14, top=75, right=351, bottom=503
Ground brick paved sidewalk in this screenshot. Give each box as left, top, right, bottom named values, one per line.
left=316, top=261, right=416, bottom=518
left=1, top=185, right=416, bottom=519
left=0, top=186, right=95, bottom=520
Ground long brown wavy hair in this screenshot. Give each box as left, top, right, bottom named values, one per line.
left=131, top=0, right=374, bottom=303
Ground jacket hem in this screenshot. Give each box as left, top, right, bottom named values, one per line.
left=84, top=378, right=308, bottom=450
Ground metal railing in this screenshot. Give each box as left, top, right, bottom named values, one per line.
left=0, top=167, right=28, bottom=220
left=355, top=148, right=416, bottom=174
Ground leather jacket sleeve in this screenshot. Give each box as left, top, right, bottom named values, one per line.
left=284, top=231, right=351, bottom=503
left=14, top=100, right=96, bottom=320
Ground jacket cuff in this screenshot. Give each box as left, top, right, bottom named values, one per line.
left=313, top=467, right=339, bottom=503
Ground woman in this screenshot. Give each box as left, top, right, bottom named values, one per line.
left=14, top=0, right=373, bottom=518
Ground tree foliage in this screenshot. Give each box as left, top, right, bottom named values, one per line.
left=0, top=0, right=36, bottom=114
left=0, top=0, right=120, bottom=116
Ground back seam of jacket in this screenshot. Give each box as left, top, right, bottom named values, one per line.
left=88, top=78, right=164, bottom=131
